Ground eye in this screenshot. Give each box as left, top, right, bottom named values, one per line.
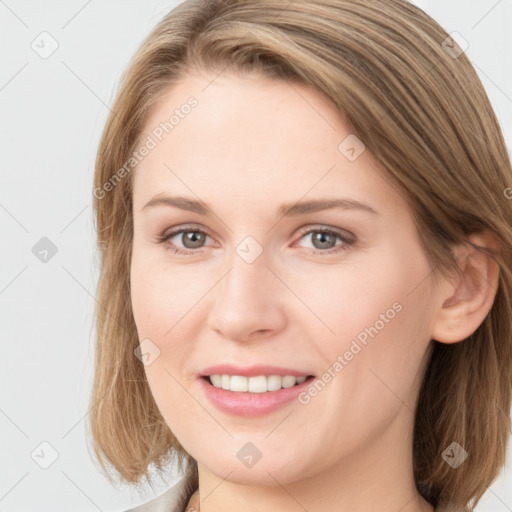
left=155, top=224, right=356, bottom=256
left=155, top=224, right=213, bottom=255
left=293, top=225, right=355, bottom=254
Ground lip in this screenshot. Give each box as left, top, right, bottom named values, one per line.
left=199, top=364, right=313, bottom=378
left=198, top=374, right=316, bottom=417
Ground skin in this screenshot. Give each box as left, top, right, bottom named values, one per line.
left=129, top=69, right=499, bottom=512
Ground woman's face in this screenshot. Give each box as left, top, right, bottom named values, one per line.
left=130, top=70, right=438, bottom=485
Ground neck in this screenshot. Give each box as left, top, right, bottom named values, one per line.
left=189, top=406, right=435, bottom=512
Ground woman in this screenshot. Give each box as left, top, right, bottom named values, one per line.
left=88, top=1, right=512, bottom=511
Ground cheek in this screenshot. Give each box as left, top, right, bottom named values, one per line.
left=130, top=257, right=201, bottom=429
left=296, top=244, right=432, bottom=398
left=130, top=253, right=210, bottom=404
left=288, top=250, right=410, bottom=340
left=130, top=252, right=203, bottom=339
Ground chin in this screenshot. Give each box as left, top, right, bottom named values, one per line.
left=200, top=452, right=308, bottom=487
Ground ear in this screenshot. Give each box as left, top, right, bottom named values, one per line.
left=430, top=230, right=500, bottom=344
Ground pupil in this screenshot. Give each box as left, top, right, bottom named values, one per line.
left=180, top=231, right=335, bottom=250
left=183, top=231, right=205, bottom=249
left=313, top=232, right=335, bottom=249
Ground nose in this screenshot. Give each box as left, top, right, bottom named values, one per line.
left=206, top=254, right=287, bottom=342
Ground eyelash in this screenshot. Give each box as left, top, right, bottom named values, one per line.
left=155, top=224, right=356, bottom=256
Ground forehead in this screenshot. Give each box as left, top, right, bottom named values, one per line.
left=132, top=71, right=403, bottom=217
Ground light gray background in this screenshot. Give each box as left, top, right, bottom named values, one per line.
left=1, top=1, right=511, bottom=511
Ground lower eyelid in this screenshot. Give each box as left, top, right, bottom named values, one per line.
left=159, top=227, right=355, bottom=254
left=163, top=230, right=212, bottom=249
left=294, top=231, right=353, bottom=252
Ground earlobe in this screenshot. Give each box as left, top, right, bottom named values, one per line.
left=430, top=230, right=500, bottom=344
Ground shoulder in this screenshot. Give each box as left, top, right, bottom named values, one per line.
left=122, top=469, right=198, bottom=512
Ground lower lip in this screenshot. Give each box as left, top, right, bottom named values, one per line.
left=198, top=376, right=316, bottom=417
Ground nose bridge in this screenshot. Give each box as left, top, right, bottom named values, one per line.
left=220, top=230, right=273, bottom=299
left=207, top=244, right=286, bottom=340
left=226, top=252, right=269, bottom=298
left=219, top=247, right=274, bottom=313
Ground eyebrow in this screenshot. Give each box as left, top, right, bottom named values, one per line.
left=142, top=195, right=379, bottom=217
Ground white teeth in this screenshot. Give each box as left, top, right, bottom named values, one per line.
left=208, top=374, right=309, bottom=392
left=267, top=375, right=282, bottom=391
left=248, top=375, right=267, bottom=393
left=230, top=375, right=248, bottom=392
left=281, top=376, right=297, bottom=388
left=210, top=374, right=222, bottom=387
left=221, top=374, right=230, bottom=390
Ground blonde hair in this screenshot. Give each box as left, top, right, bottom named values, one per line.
left=88, top=0, right=512, bottom=507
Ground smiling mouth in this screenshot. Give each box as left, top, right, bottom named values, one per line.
left=201, top=374, right=316, bottom=393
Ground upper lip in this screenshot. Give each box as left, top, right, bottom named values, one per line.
left=199, top=364, right=314, bottom=378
